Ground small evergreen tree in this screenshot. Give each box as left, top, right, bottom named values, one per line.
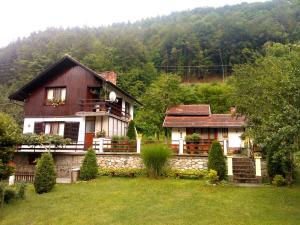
left=208, top=141, right=226, bottom=180
left=34, top=152, right=56, bottom=194
left=127, top=120, right=136, bottom=140
left=80, top=148, right=98, bottom=180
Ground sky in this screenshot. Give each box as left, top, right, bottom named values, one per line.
left=0, top=0, right=267, bottom=48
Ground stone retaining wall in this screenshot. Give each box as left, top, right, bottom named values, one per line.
left=14, top=153, right=208, bottom=178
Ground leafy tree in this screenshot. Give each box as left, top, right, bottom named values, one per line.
left=34, top=152, right=56, bottom=194
left=231, top=43, right=300, bottom=182
left=0, top=112, right=20, bottom=180
left=135, top=74, right=183, bottom=137
left=127, top=120, right=136, bottom=140
left=80, top=148, right=98, bottom=180
left=208, top=141, right=226, bottom=180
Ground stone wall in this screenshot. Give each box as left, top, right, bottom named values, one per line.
left=14, top=153, right=208, bottom=178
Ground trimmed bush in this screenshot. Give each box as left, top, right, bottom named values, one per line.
left=207, top=169, right=219, bottom=184
left=208, top=141, right=226, bottom=180
left=34, top=152, right=56, bottom=194
left=80, top=148, right=98, bottom=180
left=272, top=175, right=286, bottom=187
left=141, top=144, right=171, bottom=178
left=127, top=120, right=136, bottom=140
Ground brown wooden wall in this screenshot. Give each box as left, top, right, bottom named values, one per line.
left=24, top=65, right=102, bottom=117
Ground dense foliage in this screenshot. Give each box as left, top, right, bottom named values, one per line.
left=80, top=148, right=98, bottom=180
left=0, top=112, right=20, bottom=180
left=231, top=43, right=300, bottom=182
left=1, top=0, right=300, bottom=124
left=141, top=144, right=171, bottom=178
left=34, top=152, right=56, bottom=194
left=208, top=141, right=226, bottom=180
left=126, top=120, right=136, bottom=140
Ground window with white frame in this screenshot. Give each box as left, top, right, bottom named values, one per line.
left=44, top=122, right=65, bottom=136
left=46, top=87, right=66, bottom=104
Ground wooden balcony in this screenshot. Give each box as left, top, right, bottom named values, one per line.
left=78, top=99, right=130, bottom=119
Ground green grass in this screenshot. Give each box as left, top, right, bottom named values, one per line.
left=1, top=177, right=300, bottom=225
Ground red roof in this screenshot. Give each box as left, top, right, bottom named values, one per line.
left=163, top=114, right=245, bottom=128
left=166, top=105, right=211, bottom=116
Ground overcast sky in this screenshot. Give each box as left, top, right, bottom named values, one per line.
left=1, top=0, right=267, bottom=48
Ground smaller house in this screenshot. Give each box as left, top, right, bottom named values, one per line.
left=163, top=104, right=245, bottom=153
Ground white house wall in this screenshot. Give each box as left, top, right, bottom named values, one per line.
left=23, top=117, right=85, bottom=143
left=228, top=128, right=244, bottom=148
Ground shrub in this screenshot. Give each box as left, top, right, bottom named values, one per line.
left=98, top=168, right=145, bottom=177
left=207, top=169, right=219, bottom=184
left=4, top=187, right=16, bottom=203
left=185, top=133, right=200, bottom=143
left=141, top=144, right=171, bottom=178
left=272, top=175, right=286, bottom=187
left=208, top=141, right=226, bottom=180
left=166, top=169, right=208, bottom=179
left=80, top=148, right=98, bottom=180
left=34, top=152, right=56, bottom=194
left=17, top=182, right=26, bottom=199
left=127, top=120, right=136, bottom=140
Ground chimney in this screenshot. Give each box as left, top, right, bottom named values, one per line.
left=101, top=71, right=117, bottom=85
left=230, top=106, right=237, bottom=115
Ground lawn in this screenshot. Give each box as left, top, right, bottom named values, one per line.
left=1, top=177, right=300, bottom=225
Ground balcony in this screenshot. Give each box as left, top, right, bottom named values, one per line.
left=77, top=99, right=130, bottom=119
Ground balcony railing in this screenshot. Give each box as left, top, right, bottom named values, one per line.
left=78, top=99, right=130, bottom=119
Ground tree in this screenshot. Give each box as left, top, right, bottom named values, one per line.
left=0, top=112, right=20, bottom=180
left=34, top=152, right=56, bottom=194
left=80, top=148, right=98, bottom=180
left=127, top=120, right=136, bottom=140
left=208, top=141, right=226, bottom=180
left=231, top=43, right=300, bottom=182
left=135, top=74, right=183, bottom=137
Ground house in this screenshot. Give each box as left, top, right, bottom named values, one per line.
left=163, top=104, right=246, bottom=153
left=9, top=55, right=140, bottom=150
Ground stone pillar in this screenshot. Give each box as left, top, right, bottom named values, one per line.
left=179, top=138, right=184, bottom=155
left=227, top=155, right=233, bottom=181
left=99, top=138, right=104, bottom=153
left=255, top=156, right=262, bottom=178
left=136, top=138, right=141, bottom=154
left=223, top=138, right=228, bottom=156
left=9, top=175, right=15, bottom=186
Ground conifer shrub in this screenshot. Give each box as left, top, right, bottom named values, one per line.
left=208, top=141, right=226, bottom=180
left=127, top=120, right=136, bottom=140
left=34, top=152, right=56, bottom=194
left=17, top=182, right=26, bottom=199
left=80, top=148, right=98, bottom=180
left=141, top=144, right=171, bottom=178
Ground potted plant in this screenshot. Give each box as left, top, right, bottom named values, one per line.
left=185, top=133, right=201, bottom=154
left=96, top=130, right=106, bottom=138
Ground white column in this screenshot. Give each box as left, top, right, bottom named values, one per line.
left=136, top=138, right=141, bottom=154
left=227, top=156, right=233, bottom=176
left=255, top=156, right=262, bottom=177
left=98, top=138, right=104, bottom=153
left=179, top=138, right=184, bottom=155
left=223, top=138, right=228, bottom=156
left=9, top=175, right=15, bottom=186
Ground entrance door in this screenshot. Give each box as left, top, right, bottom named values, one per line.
left=84, top=117, right=95, bottom=149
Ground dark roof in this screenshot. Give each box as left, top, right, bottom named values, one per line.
left=9, top=55, right=141, bottom=105
left=166, top=104, right=211, bottom=116
left=163, top=114, right=245, bottom=128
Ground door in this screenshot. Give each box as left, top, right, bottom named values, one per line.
left=84, top=117, right=95, bottom=149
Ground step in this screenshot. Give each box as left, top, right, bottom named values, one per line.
left=233, top=172, right=256, bottom=176
left=233, top=165, right=254, bottom=170
left=233, top=177, right=259, bottom=184
left=233, top=162, right=254, bottom=166
left=232, top=158, right=252, bottom=162
left=234, top=174, right=256, bottom=179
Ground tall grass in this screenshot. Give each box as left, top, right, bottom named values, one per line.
left=141, top=144, right=171, bottom=178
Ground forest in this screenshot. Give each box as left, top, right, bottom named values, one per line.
left=0, top=0, right=299, bottom=126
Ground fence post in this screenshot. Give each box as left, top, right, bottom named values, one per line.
left=99, top=138, right=104, bottom=153
left=255, top=156, right=262, bottom=179
left=227, top=155, right=233, bottom=181
left=179, top=138, right=184, bottom=155
left=9, top=175, right=15, bottom=186
left=136, top=138, right=141, bottom=154
left=223, top=138, right=228, bottom=156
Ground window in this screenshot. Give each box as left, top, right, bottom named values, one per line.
left=125, top=102, right=130, bottom=116
left=44, top=122, right=65, bottom=136
left=46, top=87, right=66, bottom=104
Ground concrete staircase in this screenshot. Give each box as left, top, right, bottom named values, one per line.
left=232, top=157, right=259, bottom=184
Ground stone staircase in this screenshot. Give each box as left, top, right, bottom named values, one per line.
left=232, top=157, right=259, bottom=183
